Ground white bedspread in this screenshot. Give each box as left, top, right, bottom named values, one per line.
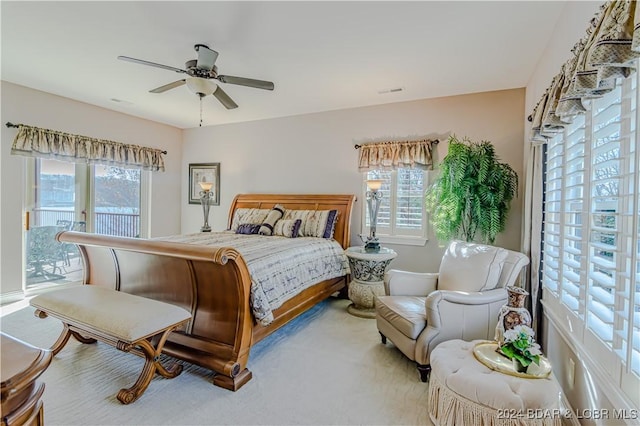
left=159, top=232, right=349, bottom=325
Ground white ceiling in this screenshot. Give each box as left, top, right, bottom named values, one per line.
left=1, top=1, right=567, bottom=129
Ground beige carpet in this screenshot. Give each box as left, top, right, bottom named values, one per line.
left=1, top=298, right=432, bottom=425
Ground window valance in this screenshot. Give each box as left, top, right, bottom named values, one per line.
left=8, top=123, right=166, bottom=172
left=356, top=139, right=438, bottom=172
left=529, top=0, right=639, bottom=142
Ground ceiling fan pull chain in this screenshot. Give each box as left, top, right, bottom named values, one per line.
left=199, top=94, right=203, bottom=127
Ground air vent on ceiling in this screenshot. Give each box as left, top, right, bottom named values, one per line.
left=377, top=87, right=404, bottom=94
left=110, top=98, right=133, bottom=105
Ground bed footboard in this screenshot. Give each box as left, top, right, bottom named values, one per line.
left=56, top=231, right=255, bottom=391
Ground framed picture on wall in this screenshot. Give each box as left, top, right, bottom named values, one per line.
left=188, top=163, right=220, bottom=205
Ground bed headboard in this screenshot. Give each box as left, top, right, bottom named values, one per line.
left=228, top=194, right=356, bottom=249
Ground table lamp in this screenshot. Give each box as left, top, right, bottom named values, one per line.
left=199, top=182, right=214, bottom=232
left=364, top=179, right=383, bottom=252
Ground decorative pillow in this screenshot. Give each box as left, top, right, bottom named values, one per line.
left=281, top=209, right=339, bottom=238
left=235, top=223, right=261, bottom=235
left=322, top=210, right=339, bottom=239
left=282, top=210, right=314, bottom=236
left=258, top=204, right=286, bottom=236
left=229, top=208, right=270, bottom=231
left=273, top=219, right=302, bottom=238
left=302, top=210, right=339, bottom=238
left=437, top=241, right=509, bottom=292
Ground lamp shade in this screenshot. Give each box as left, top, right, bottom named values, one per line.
left=186, top=77, right=216, bottom=96
left=366, top=179, right=384, bottom=192
left=199, top=181, right=213, bottom=191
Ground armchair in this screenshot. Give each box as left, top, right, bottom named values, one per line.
left=375, top=241, right=529, bottom=382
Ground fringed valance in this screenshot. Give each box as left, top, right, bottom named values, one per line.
left=529, top=0, right=640, bottom=142
left=356, top=139, right=438, bottom=172
left=8, top=123, right=166, bottom=172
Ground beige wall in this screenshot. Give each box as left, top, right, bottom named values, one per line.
left=182, top=88, right=525, bottom=273
left=0, top=81, right=183, bottom=301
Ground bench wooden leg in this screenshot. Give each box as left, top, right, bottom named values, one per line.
left=35, top=311, right=97, bottom=355
left=49, top=323, right=73, bottom=356
left=70, top=330, right=97, bottom=345
left=115, top=326, right=183, bottom=405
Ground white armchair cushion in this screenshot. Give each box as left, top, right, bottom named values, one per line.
left=376, top=295, right=427, bottom=340
left=437, top=241, right=509, bottom=292
left=385, top=269, right=438, bottom=296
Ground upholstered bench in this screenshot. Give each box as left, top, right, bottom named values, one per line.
left=30, top=285, right=191, bottom=404
left=428, top=339, right=563, bottom=426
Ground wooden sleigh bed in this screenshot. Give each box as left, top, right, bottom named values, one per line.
left=55, top=193, right=355, bottom=391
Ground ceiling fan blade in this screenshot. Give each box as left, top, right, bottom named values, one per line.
left=149, top=80, right=186, bottom=93
left=212, top=85, right=238, bottom=109
left=195, top=44, right=218, bottom=71
left=217, top=75, right=274, bottom=91
left=118, top=56, right=186, bottom=74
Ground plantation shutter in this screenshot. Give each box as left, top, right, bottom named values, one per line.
left=396, top=168, right=424, bottom=231
left=366, top=170, right=392, bottom=231
left=542, top=134, right=563, bottom=296
left=365, top=168, right=425, bottom=237
left=585, top=75, right=639, bottom=384
left=561, top=114, right=586, bottom=312
left=622, top=72, right=639, bottom=385
left=586, top=84, right=624, bottom=345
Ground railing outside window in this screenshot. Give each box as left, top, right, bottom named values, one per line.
left=32, top=208, right=139, bottom=238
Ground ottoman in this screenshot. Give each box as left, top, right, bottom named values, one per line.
left=428, top=339, right=563, bottom=426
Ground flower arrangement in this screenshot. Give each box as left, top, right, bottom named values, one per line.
left=499, top=324, right=542, bottom=371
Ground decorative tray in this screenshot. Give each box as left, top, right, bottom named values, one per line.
left=472, top=341, right=552, bottom=379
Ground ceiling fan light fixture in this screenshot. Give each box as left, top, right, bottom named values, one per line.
left=118, top=43, right=273, bottom=111
left=186, top=77, right=215, bottom=96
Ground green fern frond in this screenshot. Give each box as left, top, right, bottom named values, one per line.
left=424, top=135, right=518, bottom=244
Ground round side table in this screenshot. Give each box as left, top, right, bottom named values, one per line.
left=344, top=246, right=397, bottom=318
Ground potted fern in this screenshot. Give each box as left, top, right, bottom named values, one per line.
left=425, top=135, right=518, bottom=244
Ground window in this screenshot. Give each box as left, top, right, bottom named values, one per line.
left=541, top=70, right=639, bottom=405
left=362, top=168, right=427, bottom=244
left=93, top=165, right=142, bottom=238
left=25, top=159, right=149, bottom=289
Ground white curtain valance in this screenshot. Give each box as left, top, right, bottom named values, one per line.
left=9, top=123, right=166, bottom=172
left=530, top=0, right=640, bottom=142
left=357, top=139, right=438, bottom=172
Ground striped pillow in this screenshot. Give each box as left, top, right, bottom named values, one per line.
left=282, top=209, right=339, bottom=238
left=230, top=208, right=270, bottom=231
left=282, top=210, right=314, bottom=236
left=259, top=204, right=286, bottom=236
left=273, top=219, right=302, bottom=238
left=303, top=210, right=339, bottom=238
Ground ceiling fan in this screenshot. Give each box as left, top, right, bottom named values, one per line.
left=118, top=44, right=274, bottom=110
